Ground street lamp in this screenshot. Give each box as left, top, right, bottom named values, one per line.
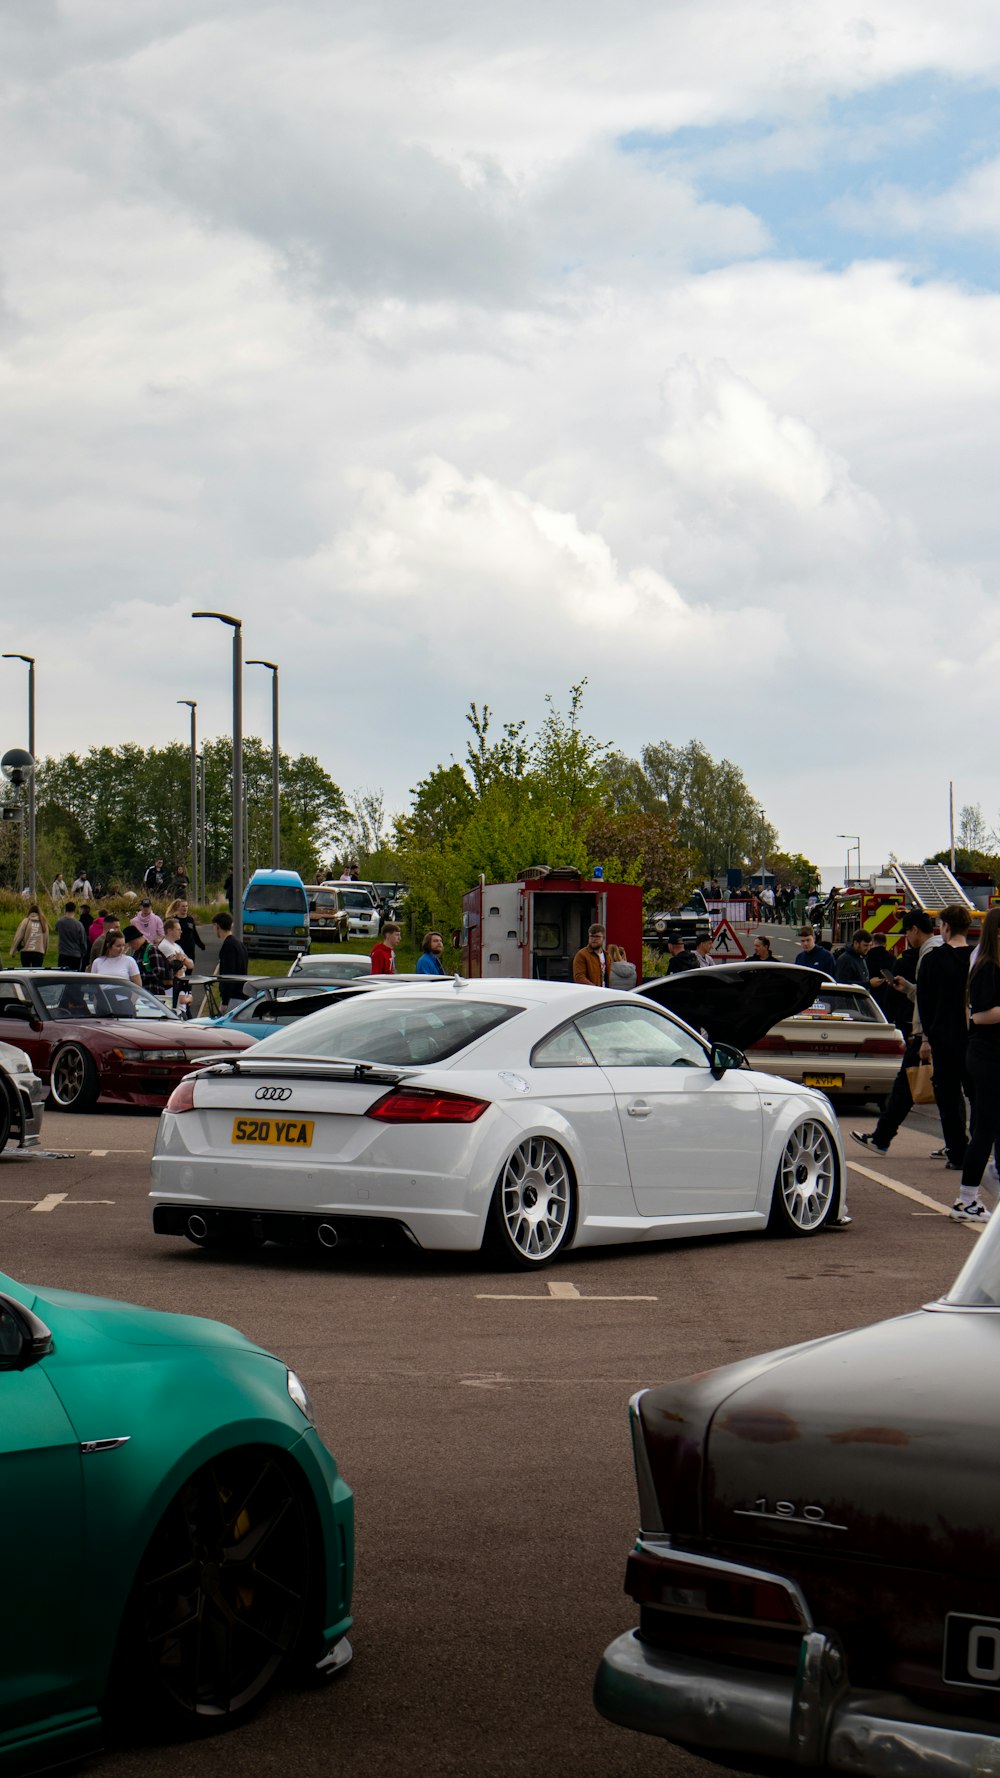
left=192, top=612, right=243, bottom=938
left=247, top=660, right=280, bottom=870
left=836, top=834, right=860, bottom=884
left=177, top=700, right=198, bottom=903
left=2, top=655, right=35, bottom=895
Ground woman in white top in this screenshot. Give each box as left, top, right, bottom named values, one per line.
left=89, top=931, right=141, bottom=985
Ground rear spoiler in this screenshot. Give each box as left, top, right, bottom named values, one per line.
left=192, top=1054, right=411, bottom=1086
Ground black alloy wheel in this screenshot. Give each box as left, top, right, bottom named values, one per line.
left=48, top=1043, right=99, bottom=1112
left=127, top=1447, right=313, bottom=1729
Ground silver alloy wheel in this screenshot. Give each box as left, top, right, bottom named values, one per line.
left=499, top=1138, right=572, bottom=1260
left=50, top=1044, right=90, bottom=1108
left=778, top=1120, right=836, bottom=1230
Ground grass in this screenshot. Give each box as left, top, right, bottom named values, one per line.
left=0, top=893, right=460, bottom=978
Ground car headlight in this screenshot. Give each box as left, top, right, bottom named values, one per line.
left=243, top=922, right=257, bottom=933
left=286, top=1368, right=315, bottom=1425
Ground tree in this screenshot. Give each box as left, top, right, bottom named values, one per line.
left=581, top=809, right=696, bottom=910
left=532, top=682, right=612, bottom=810
left=959, top=803, right=989, bottom=853
left=639, top=739, right=777, bottom=876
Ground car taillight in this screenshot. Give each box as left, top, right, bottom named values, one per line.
left=366, top=1089, right=490, bottom=1123
left=625, top=1550, right=807, bottom=1628
left=860, top=1037, right=905, bottom=1055
left=165, top=1078, right=197, bottom=1113
left=752, top=1036, right=788, bottom=1052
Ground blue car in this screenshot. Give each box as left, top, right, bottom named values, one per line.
left=191, top=981, right=354, bottom=1041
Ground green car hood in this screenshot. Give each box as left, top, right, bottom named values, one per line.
left=1, top=1271, right=266, bottom=1354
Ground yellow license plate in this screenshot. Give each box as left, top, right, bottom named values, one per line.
left=231, top=1117, right=314, bottom=1147
left=803, top=1074, right=844, bottom=1089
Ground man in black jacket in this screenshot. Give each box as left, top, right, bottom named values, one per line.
left=917, top=904, right=973, bottom=1169
left=665, top=933, right=699, bottom=974
left=213, top=912, right=248, bottom=1007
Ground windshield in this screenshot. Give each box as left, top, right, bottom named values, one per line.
left=36, top=979, right=176, bottom=1021
left=244, top=885, right=308, bottom=914
left=794, top=992, right=882, bottom=1024
left=341, top=890, right=378, bottom=910
left=312, top=892, right=341, bottom=909
left=252, top=994, right=519, bottom=1065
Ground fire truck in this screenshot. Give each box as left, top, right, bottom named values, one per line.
left=462, top=868, right=643, bottom=982
left=821, top=862, right=975, bottom=955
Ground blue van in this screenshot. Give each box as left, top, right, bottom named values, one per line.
left=241, top=869, right=311, bottom=960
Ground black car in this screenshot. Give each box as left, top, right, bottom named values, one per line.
left=595, top=1220, right=1000, bottom=1775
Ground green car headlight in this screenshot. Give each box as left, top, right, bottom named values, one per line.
left=286, top=1369, right=315, bottom=1426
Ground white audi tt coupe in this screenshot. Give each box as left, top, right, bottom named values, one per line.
left=149, top=976, right=847, bottom=1268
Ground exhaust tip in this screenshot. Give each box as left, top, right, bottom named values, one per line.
left=187, top=1213, right=208, bottom=1241
left=317, top=1222, right=339, bottom=1249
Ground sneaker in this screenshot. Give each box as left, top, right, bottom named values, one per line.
left=931, top=1147, right=948, bottom=1158
left=944, top=1160, right=963, bottom=1171
left=950, top=1198, right=992, bottom=1224
left=851, top=1131, right=889, bottom=1155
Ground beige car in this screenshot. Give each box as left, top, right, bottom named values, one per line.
left=639, top=964, right=905, bottom=1110
left=747, top=983, right=905, bottom=1107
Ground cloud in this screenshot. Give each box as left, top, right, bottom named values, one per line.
left=5, top=1, right=1000, bottom=868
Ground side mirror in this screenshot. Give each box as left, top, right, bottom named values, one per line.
left=0, top=1294, right=54, bottom=1371
left=710, top=1041, right=745, bottom=1079
left=30, top=1016, right=44, bottom=1033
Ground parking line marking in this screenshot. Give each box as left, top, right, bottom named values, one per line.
left=0, top=1196, right=115, bottom=1211
left=88, top=1149, right=144, bottom=1156
left=477, top=1278, right=658, bottom=1301
left=847, top=1162, right=980, bottom=1231
left=32, top=1193, right=68, bottom=1213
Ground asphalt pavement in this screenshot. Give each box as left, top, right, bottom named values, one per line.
left=1, top=1099, right=983, bottom=1778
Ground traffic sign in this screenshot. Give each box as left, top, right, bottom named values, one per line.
left=710, top=918, right=746, bottom=962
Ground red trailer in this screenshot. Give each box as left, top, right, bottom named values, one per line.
left=462, top=869, right=644, bottom=983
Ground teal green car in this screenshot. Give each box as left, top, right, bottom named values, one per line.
left=0, top=1272, right=353, bottom=1773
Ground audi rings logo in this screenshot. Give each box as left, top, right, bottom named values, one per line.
left=255, top=1085, right=293, bottom=1102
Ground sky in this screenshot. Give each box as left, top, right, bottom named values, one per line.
left=3, top=0, right=1000, bottom=874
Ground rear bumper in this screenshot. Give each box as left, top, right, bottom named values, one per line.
left=595, top=1629, right=1000, bottom=1776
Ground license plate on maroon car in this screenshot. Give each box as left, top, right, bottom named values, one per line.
left=944, top=1613, right=1000, bottom=1688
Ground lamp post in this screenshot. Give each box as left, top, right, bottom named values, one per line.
left=192, top=613, right=243, bottom=938
left=177, top=700, right=198, bottom=902
left=247, top=659, right=280, bottom=869
left=2, top=655, right=35, bottom=896
left=836, top=834, right=860, bottom=884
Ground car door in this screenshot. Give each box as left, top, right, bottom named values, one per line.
left=0, top=1303, right=85, bottom=1725
left=529, top=1019, right=633, bottom=1207
left=574, top=1002, right=763, bottom=1218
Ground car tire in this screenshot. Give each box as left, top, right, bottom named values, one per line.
left=112, top=1446, right=314, bottom=1733
left=48, top=1043, right=99, bottom=1112
left=0, top=1083, right=12, bottom=1152
left=768, top=1118, right=838, bottom=1237
left=486, top=1137, right=576, bottom=1269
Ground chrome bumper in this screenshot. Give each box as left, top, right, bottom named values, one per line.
left=595, top=1629, right=1000, bottom=1775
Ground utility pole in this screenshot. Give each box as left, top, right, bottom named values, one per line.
left=192, top=613, right=243, bottom=937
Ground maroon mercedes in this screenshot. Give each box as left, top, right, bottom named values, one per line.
left=595, top=1225, right=1000, bottom=1775
left=0, top=971, right=253, bottom=1110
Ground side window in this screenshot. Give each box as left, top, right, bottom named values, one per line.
left=531, top=1023, right=597, bottom=1068
left=576, top=1004, right=708, bottom=1069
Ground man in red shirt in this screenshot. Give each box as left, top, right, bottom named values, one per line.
left=371, top=920, right=401, bottom=974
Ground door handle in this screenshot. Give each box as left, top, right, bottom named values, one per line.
left=627, top=1100, right=651, bottom=1118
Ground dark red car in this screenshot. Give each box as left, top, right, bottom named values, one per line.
left=0, top=971, right=253, bottom=1110
left=595, top=1228, right=1000, bottom=1775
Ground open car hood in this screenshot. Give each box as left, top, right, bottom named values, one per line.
left=638, top=962, right=830, bottom=1050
